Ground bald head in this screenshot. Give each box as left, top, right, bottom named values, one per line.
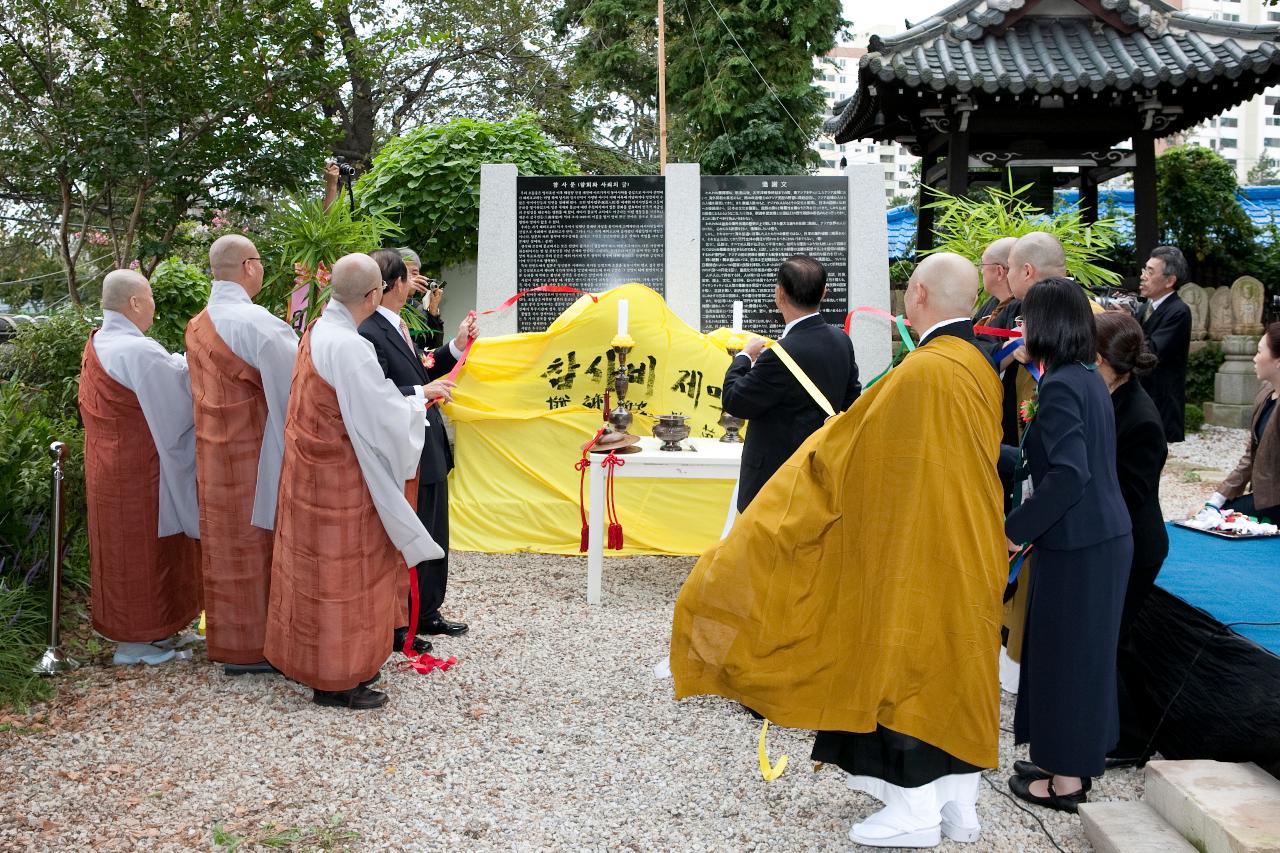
left=331, top=253, right=381, bottom=303
left=980, top=236, right=1018, bottom=301
left=906, top=252, right=980, bottom=336
left=209, top=234, right=264, bottom=295
left=101, top=269, right=155, bottom=332
left=101, top=269, right=149, bottom=311
left=1007, top=231, right=1066, bottom=299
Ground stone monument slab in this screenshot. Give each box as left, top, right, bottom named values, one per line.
left=515, top=175, right=665, bottom=333
left=699, top=175, right=849, bottom=338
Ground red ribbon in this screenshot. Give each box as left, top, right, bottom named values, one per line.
left=602, top=451, right=625, bottom=550
left=576, top=427, right=607, bottom=552
left=399, top=563, right=458, bottom=674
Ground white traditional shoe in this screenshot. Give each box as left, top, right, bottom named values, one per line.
left=848, top=816, right=941, bottom=848
left=940, top=801, right=981, bottom=842
left=112, top=642, right=176, bottom=666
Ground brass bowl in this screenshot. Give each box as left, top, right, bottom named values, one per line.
left=653, top=413, right=691, bottom=451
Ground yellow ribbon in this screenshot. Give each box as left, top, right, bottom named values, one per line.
left=769, top=342, right=835, bottom=418
left=757, top=720, right=789, bottom=781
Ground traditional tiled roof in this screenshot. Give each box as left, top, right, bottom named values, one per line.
left=828, top=0, right=1280, bottom=142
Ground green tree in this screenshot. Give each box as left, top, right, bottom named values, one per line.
left=555, top=0, right=846, bottom=174
left=1156, top=145, right=1257, bottom=282
left=356, top=116, right=576, bottom=273
left=552, top=0, right=660, bottom=170
left=1247, top=155, right=1280, bottom=186
left=320, top=0, right=575, bottom=167
left=0, top=0, right=340, bottom=302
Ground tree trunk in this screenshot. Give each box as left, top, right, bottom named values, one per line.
left=332, top=2, right=376, bottom=167
left=58, top=178, right=82, bottom=308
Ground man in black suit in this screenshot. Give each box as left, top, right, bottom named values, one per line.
left=722, top=256, right=861, bottom=512
left=1137, top=246, right=1193, bottom=443
left=359, top=249, right=473, bottom=645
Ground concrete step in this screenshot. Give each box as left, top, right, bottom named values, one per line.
left=1144, top=760, right=1280, bottom=853
left=1079, top=801, right=1198, bottom=853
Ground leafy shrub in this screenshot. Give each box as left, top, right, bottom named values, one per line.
left=1184, top=403, right=1205, bottom=434
left=922, top=179, right=1123, bottom=299
left=0, top=311, right=92, bottom=707
left=0, top=309, right=93, bottom=420
left=148, top=258, right=210, bottom=352
left=1185, top=343, right=1225, bottom=406
left=256, top=195, right=401, bottom=325
left=357, top=114, right=577, bottom=274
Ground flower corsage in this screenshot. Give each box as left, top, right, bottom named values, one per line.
left=1019, top=395, right=1038, bottom=424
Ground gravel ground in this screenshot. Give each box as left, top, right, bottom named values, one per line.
left=0, top=427, right=1246, bottom=852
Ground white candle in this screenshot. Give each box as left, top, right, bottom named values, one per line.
left=732, top=300, right=743, bottom=331
left=618, top=298, right=629, bottom=337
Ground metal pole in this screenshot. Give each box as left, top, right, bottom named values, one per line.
left=657, top=0, right=668, bottom=175
left=32, top=441, right=78, bottom=675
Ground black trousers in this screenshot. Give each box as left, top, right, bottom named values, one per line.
left=411, top=478, right=449, bottom=630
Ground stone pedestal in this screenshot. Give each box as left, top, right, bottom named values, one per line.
left=1204, top=334, right=1262, bottom=428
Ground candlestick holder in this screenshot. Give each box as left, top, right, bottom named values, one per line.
left=608, top=335, right=635, bottom=435
left=718, top=346, right=746, bottom=443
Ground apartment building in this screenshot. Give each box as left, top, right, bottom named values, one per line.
left=812, top=46, right=920, bottom=202
left=1165, top=0, right=1280, bottom=182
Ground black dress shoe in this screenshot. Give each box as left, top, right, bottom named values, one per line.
left=420, top=616, right=468, bottom=637
left=1013, top=760, right=1091, bottom=790
left=312, top=686, right=388, bottom=710
left=1008, top=774, right=1088, bottom=813
left=359, top=671, right=381, bottom=689
left=1104, top=755, right=1144, bottom=770
left=392, top=627, right=432, bottom=654
left=223, top=660, right=278, bottom=677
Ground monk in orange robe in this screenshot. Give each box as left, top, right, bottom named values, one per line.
left=80, top=271, right=201, bottom=658
left=671, top=254, right=1007, bottom=848
left=186, top=235, right=298, bottom=674
left=264, top=254, right=442, bottom=710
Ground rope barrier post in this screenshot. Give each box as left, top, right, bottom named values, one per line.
left=32, top=441, right=78, bottom=676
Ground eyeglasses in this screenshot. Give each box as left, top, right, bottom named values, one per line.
left=363, top=286, right=379, bottom=299
left=242, top=257, right=262, bottom=265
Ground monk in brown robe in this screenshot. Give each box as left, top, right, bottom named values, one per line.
left=80, top=270, right=201, bottom=660
left=264, top=254, right=442, bottom=710
left=671, top=253, right=1006, bottom=848
left=186, top=235, right=298, bottom=675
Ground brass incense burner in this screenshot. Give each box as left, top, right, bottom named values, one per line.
left=653, top=413, right=691, bottom=451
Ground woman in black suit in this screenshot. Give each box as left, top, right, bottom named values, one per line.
left=1005, top=279, right=1133, bottom=813
left=1095, top=311, right=1168, bottom=637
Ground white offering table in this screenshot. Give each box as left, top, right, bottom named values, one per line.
left=586, top=435, right=742, bottom=604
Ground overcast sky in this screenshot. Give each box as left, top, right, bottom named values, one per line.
left=842, top=0, right=954, bottom=40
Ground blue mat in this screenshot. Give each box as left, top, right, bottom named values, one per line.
left=1157, top=523, right=1280, bottom=655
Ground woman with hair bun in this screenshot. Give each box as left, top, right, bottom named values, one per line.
left=1094, top=310, right=1168, bottom=638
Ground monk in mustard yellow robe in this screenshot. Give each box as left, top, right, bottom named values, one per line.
left=671, top=253, right=1006, bottom=848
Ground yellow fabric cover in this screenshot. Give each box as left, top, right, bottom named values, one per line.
left=670, top=335, right=1007, bottom=769
left=447, top=283, right=755, bottom=555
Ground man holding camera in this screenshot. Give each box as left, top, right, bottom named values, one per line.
left=397, top=247, right=447, bottom=351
